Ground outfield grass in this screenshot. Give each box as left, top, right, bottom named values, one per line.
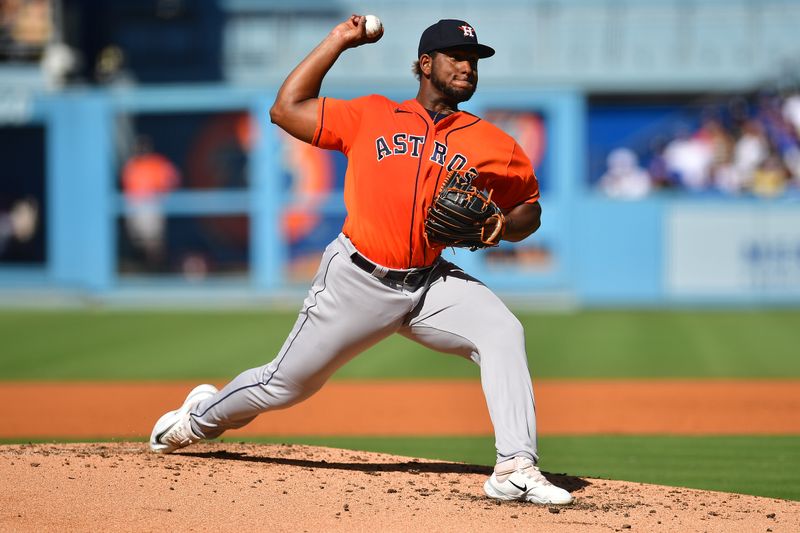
left=1, top=309, right=799, bottom=379
left=3, top=309, right=798, bottom=501
left=221, top=435, right=800, bottom=502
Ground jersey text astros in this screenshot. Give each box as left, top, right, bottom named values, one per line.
left=312, top=94, right=539, bottom=269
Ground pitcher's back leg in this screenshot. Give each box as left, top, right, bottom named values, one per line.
left=191, top=241, right=416, bottom=438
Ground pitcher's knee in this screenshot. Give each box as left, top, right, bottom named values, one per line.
left=488, top=314, right=525, bottom=348
left=259, top=373, right=325, bottom=410
left=468, top=319, right=524, bottom=364
left=506, top=316, right=525, bottom=342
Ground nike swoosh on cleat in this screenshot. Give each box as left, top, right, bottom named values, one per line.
left=154, top=420, right=179, bottom=444
left=508, top=480, right=528, bottom=492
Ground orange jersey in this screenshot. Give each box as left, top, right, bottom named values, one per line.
left=122, top=153, right=179, bottom=199
left=312, top=95, right=540, bottom=269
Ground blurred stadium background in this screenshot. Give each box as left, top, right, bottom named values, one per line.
left=2, top=0, right=799, bottom=304
left=1, top=0, right=799, bottom=501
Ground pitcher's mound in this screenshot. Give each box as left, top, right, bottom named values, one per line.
left=2, top=442, right=797, bottom=532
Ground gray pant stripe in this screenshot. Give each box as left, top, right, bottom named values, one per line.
left=191, top=252, right=340, bottom=420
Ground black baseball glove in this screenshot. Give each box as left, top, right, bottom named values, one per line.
left=424, top=170, right=506, bottom=251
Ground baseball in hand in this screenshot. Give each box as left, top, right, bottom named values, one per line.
left=364, top=15, right=382, bottom=38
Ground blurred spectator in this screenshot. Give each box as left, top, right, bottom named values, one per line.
left=0, top=0, right=51, bottom=61
left=663, top=128, right=714, bottom=191
left=645, top=136, right=678, bottom=190
left=94, top=44, right=135, bottom=86
left=752, top=153, right=790, bottom=198
left=713, top=162, right=749, bottom=195
left=759, top=93, right=799, bottom=176
left=783, top=92, right=800, bottom=138
left=713, top=120, right=761, bottom=195
left=784, top=145, right=800, bottom=187
left=180, top=252, right=209, bottom=282
left=732, top=119, right=769, bottom=188
left=772, top=92, right=800, bottom=184
left=699, top=117, right=735, bottom=166
left=40, top=42, right=79, bottom=89
left=599, top=89, right=800, bottom=198
left=598, top=148, right=652, bottom=199
left=698, top=117, right=737, bottom=192
left=0, top=197, right=38, bottom=257
left=121, top=136, right=180, bottom=269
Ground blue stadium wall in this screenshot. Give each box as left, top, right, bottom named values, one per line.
left=1, top=84, right=798, bottom=306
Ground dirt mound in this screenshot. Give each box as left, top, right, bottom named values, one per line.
left=1, top=442, right=797, bottom=532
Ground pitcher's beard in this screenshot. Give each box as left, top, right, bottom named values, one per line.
left=431, top=72, right=476, bottom=103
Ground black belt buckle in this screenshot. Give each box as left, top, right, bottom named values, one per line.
left=351, top=252, right=430, bottom=289
left=402, top=269, right=420, bottom=287
left=400, top=266, right=432, bottom=289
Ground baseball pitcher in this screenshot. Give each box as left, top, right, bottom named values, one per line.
left=150, top=16, right=572, bottom=505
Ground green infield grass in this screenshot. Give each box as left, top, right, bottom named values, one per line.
left=1, top=309, right=799, bottom=379
left=226, top=435, right=800, bottom=501
left=3, top=309, right=797, bottom=502
left=5, top=435, right=794, bottom=501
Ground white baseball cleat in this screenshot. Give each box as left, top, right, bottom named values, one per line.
left=484, top=456, right=573, bottom=505
left=149, top=384, right=218, bottom=454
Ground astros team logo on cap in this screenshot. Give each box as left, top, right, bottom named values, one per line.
left=458, top=25, right=475, bottom=38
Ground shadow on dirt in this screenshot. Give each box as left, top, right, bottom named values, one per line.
left=182, top=449, right=591, bottom=493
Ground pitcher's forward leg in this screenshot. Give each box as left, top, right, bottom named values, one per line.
left=400, top=262, right=536, bottom=462
left=399, top=261, right=571, bottom=504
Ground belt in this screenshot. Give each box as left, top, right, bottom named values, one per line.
left=350, top=252, right=434, bottom=289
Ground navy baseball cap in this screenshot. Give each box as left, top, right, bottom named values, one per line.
left=418, top=19, right=495, bottom=59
